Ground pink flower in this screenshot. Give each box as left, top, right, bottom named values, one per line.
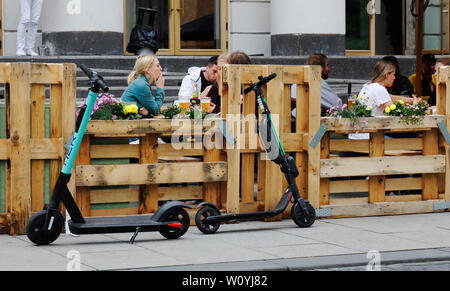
left=112, top=115, right=117, bottom=120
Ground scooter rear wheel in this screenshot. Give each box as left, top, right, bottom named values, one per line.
left=26, top=210, right=63, bottom=245
left=159, top=208, right=190, bottom=239
left=195, top=206, right=221, bottom=234
left=291, top=201, right=316, bottom=228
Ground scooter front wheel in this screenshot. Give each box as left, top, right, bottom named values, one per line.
left=26, top=210, right=63, bottom=245
left=159, top=208, right=190, bottom=239
left=195, top=206, right=221, bottom=234
left=291, top=201, right=316, bottom=228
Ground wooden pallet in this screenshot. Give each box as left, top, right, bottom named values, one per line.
left=0, top=63, right=76, bottom=235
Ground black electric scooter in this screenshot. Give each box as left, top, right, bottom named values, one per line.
left=195, top=73, right=316, bottom=234
left=26, top=65, right=193, bottom=245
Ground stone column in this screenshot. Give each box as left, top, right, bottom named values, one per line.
left=270, top=0, right=346, bottom=56
left=228, top=0, right=271, bottom=56
left=40, top=0, right=124, bottom=55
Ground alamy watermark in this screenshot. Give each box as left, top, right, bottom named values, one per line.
left=366, top=0, right=381, bottom=15
left=366, top=250, right=381, bottom=271
left=169, top=113, right=281, bottom=161
left=67, top=0, right=81, bottom=15
left=66, top=250, right=81, bottom=271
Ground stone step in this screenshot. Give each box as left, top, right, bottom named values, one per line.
left=77, top=85, right=180, bottom=96
left=77, top=74, right=183, bottom=88
left=0, top=55, right=420, bottom=80
left=76, top=67, right=187, bottom=77
left=75, top=96, right=178, bottom=107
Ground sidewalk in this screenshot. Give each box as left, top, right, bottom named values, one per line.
left=1, top=212, right=450, bottom=271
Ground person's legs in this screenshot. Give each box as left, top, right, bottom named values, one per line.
left=25, top=0, right=43, bottom=56
left=17, top=0, right=32, bottom=55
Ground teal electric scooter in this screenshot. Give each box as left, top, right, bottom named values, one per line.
left=26, top=65, right=193, bottom=245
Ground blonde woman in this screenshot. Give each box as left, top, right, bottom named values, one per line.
left=121, top=54, right=165, bottom=117
left=358, top=59, right=420, bottom=116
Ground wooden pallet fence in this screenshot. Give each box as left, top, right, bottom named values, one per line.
left=75, top=119, right=227, bottom=219
left=0, top=63, right=76, bottom=235
left=219, top=65, right=322, bottom=218
left=316, top=64, right=450, bottom=217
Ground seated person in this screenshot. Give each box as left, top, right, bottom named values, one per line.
left=201, top=53, right=229, bottom=114
left=178, top=56, right=218, bottom=99
left=121, top=54, right=165, bottom=117
left=431, top=57, right=450, bottom=111
left=203, top=51, right=252, bottom=114
left=291, top=53, right=341, bottom=117
left=382, top=56, right=414, bottom=97
left=359, top=59, right=420, bottom=116
left=349, top=59, right=421, bottom=140
left=409, top=53, right=436, bottom=105
left=434, top=57, right=450, bottom=87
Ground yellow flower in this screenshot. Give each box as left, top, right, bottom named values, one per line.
left=130, top=105, right=138, bottom=114
left=390, top=104, right=396, bottom=110
left=398, top=100, right=405, bottom=105
left=367, top=106, right=372, bottom=110
left=385, top=107, right=391, bottom=113
left=123, top=104, right=138, bottom=115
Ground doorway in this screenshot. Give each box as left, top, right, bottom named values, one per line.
left=123, top=0, right=228, bottom=55
left=345, top=0, right=404, bottom=55
left=375, top=0, right=404, bottom=55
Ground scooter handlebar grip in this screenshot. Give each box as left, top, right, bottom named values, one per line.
left=261, top=73, right=277, bottom=83
left=97, top=79, right=109, bottom=93
left=244, top=86, right=254, bottom=95
left=79, top=64, right=93, bottom=78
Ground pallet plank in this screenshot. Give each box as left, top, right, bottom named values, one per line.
left=76, top=162, right=228, bottom=186
left=321, top=200, right=440, bottom=218
left=369, top=131, right=385, bottom=203
left=225, top=65, right=241, bottom=214
left=321, top=155, right=445, bottom=178
left=9, top=63, right=31, bottom=234
left=139, top=134, right=159, bottom=214
left=85, top=119, right=222, bottom=135
left=422, top=129, right=439, bottom=200
left=31, top=84, right=46, bottom=212
left=305, top=65, right=322, bottom=208
left=322, top=115, right=445, bottom=131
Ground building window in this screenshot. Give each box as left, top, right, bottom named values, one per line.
left=346, top=0, right=371, bottom=51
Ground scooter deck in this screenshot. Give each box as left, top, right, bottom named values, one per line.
left=205, top=210, right=281, bottom=223
left=68, top=215, right=180, bottom=235
left=206, top=191, right=292, bottom=223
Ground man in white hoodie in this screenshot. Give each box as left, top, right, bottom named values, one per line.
left=178, top=56, right=219, bottom=98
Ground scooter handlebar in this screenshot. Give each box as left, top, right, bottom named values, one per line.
left=258, top=73, right=277, bottom=84
left=79, top=64, right=109, bottom=93
left=244, top=73, right=277, bottom=94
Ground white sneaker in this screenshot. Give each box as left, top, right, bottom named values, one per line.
left=16, top=49, right=26, bottom=56
left=26, top=49, right=39, bottom=57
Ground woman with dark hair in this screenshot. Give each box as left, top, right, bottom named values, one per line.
left=227, top=51, right=252, bottom=65
left=381, top=56, right=414, bottom=97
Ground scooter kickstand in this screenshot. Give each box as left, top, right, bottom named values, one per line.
left=129, top=227, right=141, bottom=244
